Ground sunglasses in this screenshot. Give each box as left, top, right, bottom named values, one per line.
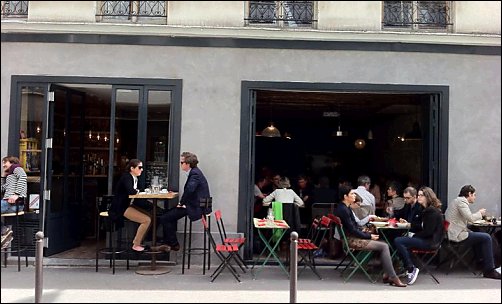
left=180, top=161, right=186, bottom=165
left=137, top=166, right=143, bottom=170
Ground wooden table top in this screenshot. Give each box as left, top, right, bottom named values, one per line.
left=129, top=192, right=178, bottom=199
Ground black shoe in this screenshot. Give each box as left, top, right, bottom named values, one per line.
left=170, top=244, right=180, bottom=251
left=483, top=269, right=501, bottom=280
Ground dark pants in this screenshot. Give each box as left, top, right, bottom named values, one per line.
left=394, top=236, right=433, bottom=270
left=159, top=207, right=187, bottom=246
left=463, top=231, right=495, bottom=273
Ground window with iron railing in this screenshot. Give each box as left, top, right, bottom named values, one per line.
left=383, top=1, right=452, bottom=30
left=1, top=1, right=28, bottom=18
left=245, top=1, right=316, bottom=28
left=96, top=1, right=166, bottom=24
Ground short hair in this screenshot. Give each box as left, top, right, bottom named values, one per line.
left=126, top=159, right=142, bottom=172
left=403, top=186, right=417, bottom=197
left=339, top=184, right=352, bottom=202
left=388, top=181, right=403, bottom=196
left=459, top=185, right=476, bottom=197
left=279, top=177, right=291, bottom=188
left=357, top=175, right=371, bottom=186
left=181, top=152, right=199, bottom=168
left=2, top=156, right=20, bottom=164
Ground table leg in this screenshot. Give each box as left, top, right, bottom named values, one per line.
left=251, top=229, right=289, bottom=278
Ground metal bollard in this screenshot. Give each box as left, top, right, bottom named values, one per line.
left=35, top=231, right=44, bottom=303
left=290, top=231, right=298, bottom=303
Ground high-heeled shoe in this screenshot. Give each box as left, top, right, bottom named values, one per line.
left=389, top=276, right=407, bottom=287
left=382, top=274, right=391, bottom=284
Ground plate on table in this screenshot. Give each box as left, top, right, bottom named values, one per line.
left=369, top=221, right=388, bottom=228
left=138, top=192, right=146, bottom=195
left=473, top=219, right=487, bottom=225
left=395, top=223, right=410, bottom=229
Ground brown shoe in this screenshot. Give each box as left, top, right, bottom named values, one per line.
left=389, top=276, right=407, bottom=287
left=170, top=244, right=180, bottom=251
left=151, top=244, right=171, bottom=252
left=483, top=270, right=501, bottom=280
left=382, top=274, right=391, bottom=284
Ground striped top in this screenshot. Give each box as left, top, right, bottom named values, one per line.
left=2, top=167, right=28, bottom=199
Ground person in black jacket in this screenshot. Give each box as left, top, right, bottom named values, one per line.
left=394, top=186, right=444, bottom=285
left=109, top=159, right=151, bottom=252
left=335, top=185, right=406, bottom=287
left=159, top=152, right=210, bottom=251
left=395, top=186, right=423, bottom=233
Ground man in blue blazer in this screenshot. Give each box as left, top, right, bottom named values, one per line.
left=159, top=152, right=210, bottom=251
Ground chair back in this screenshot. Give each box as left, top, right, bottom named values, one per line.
left=214, top=209, right=227, bottom=243
left=199, top=197, right=213, bottom=215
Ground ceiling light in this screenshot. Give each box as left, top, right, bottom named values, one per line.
left=261, top=122, right=281, bottom=137
left=355, top=139, right=366, bottom=149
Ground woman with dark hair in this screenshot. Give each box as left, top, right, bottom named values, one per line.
left=335, top=185, right=406, bottom=287
left=109, top=159, right=151, bottom=252
left=394, top=186, right=444, bottom=285
left=1, top=156, right=27, bottom=214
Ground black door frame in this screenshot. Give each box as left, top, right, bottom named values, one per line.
left=8, top=75, right=182, bottom=254
left=239, top=81, right=449, bottom=259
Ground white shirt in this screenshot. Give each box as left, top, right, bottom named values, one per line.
left=262, top=188, right=304, bottom=207
left=355, top=186, right=376, bottom=214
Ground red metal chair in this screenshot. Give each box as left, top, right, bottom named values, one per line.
left=297, top=215, right=331, bottom=279
left=214, top=209, right=247, bottom=273
left=201, top=215, right=241, bottom=282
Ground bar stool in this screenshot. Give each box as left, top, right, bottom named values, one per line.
left=95, top=195, right=130, bottom=274
left=182, top=197, right=212, bottom=275
left=1, top=197, right=29, bottom=271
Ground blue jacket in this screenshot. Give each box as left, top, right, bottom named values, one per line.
left=181, top=167, right=211, bottom=221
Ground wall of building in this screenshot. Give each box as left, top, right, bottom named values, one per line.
left=1, top=41, right=500, bottom=228
left=455, top=1, right=501, bottom=34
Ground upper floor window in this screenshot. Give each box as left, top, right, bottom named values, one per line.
left=1, top=1, right=28, bottom=18
left=383, top=1, right=452, bottom=30
left=245, top=1, right=316, bottom=28
left=96, top=1, right=166, bottom=24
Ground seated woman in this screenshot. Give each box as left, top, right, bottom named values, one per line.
left=393, top=186, right=444, bottom=285
left=109, top=159, right=151, bottom=252
left=335, top=185, right=406, bottom=287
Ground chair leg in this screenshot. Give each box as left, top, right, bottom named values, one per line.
left=188, top=220, right=193, bottom=269
left=182, top=216, right=188, bottom=274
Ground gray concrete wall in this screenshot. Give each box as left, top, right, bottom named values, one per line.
left=1, top=42, right=500, bottom=230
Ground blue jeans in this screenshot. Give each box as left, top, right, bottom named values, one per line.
left=1, top=199, right=23, bottom=214
left=394, top=236, right=432, bottom=270
left=461, top=231, right=495, bottom=273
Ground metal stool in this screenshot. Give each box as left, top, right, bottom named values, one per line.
left=182, top=197, right=212, bottom=275
left=1, top=197, right=29, bottom=271
left=95, top=195, right=130, bottom=274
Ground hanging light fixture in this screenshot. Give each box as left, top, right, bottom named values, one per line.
left=261, top=122, right=281, bottom=137
left=335, top=114, right=347, bottom=137
left=354, top=138, right=366, bottom=149
left=260, top=100, right=281, bottom=137
left=367, top=129, right=373, bottom=140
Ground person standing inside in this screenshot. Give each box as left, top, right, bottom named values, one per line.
left=160, top=152, right=210, bottom=251
left=109, top=159, right=151, bottom=252
left=393, top=186, right=444, bottom=285
left=445, top=185, right=500, bottom=280
left=1, top=156, right=27, bottom=246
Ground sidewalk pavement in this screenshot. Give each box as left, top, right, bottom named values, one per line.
left=1, top=257, right=500, bottom=303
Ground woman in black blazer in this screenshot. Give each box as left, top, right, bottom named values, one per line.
left=109, top=159, right=151, bottom=252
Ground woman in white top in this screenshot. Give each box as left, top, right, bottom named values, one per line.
left=263, top=177, right=304, bottom=237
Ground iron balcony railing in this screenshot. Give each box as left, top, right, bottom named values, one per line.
left=96, top=1, right=166, bottom=19
left=246, top=1, right=316, bottom=27
left=1, top=1, right=28, bottom=18
left=383, top=1, right=452, bottom=29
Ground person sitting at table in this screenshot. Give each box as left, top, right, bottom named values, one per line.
left=393, top=186, right=444, bottom=285
left=385, top=181, right=405, bottom=218
left=445, top=185, right=501, bottom=280
left=396, top=186, right=423, bottom=233
left=262, top=176, right=304, bottom=240
left=335, top=185, right=406, bottom=287
left=109, top=159, right=151, bottom=252
left=159, top=152, right=210, bottom=252
left=351, top=193, right=374, bottom=228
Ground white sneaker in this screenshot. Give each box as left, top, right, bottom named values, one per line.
left=496, top=267, right=501, bottom=275
left=407, top=267, right=420, bottom=285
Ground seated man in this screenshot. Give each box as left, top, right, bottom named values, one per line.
left=445, top=185, right=500, bottom=280
left=159, top=152, right=210, bottom=251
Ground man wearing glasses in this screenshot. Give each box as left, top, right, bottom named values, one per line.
left=159, top=152, right=210, bottom=251
left=396, top=187, right=423, bottom=234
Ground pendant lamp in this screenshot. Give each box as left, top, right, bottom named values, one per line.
left=261, top=122, right=281, bottom=137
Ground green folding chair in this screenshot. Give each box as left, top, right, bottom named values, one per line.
left=331, top=215, right=375, bottom=283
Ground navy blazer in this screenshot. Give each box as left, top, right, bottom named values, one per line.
left=109, top=173, right=139, bottom=226
left=181, top=167, right=211, bottom=221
